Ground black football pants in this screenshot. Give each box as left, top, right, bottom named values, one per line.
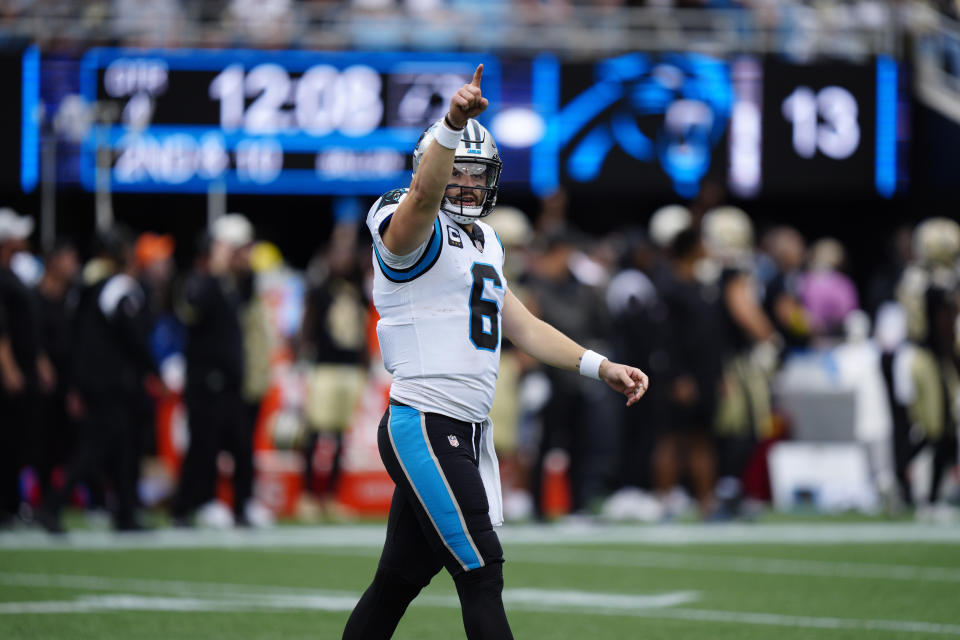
left=342, top=402, right=513, bottom=639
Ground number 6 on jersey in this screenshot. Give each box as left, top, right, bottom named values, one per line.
left=469, top=263, right=502, bottom=351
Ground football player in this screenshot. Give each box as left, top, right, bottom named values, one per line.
left=700, top=206, right=779, bottom=517
left=342, top=65, right=649, bottom=640
left=891, top=217, right=960, bottom=511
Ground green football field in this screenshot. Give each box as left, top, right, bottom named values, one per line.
left=2, top=520, right=959, bottom=639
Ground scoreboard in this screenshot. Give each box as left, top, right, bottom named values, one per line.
left=537, top=52, right=734, bottom=199
left=79, top=49, right=500, bottom=194
left=530, top=53, right=901, bottom=199
left=34, top=48, right=902, bottom=199
left=755, top=58, right=897, bottom=198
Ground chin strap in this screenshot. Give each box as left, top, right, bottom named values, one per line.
left=443, top=197, right=484, bottom=224
left=447, top=213, right=480, bottom=226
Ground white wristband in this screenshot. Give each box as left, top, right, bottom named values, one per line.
left=433, top=117, right=463, bottom=150
left=579, top=349, right=607, bottom=380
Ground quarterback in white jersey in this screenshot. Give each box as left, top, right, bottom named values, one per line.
left=367, top=188, right=506, bottom=423
left=343, top=65, right=650, bottom=640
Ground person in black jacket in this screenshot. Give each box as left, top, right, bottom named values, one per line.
left=39, top=228, right=160, bottom=533
left=33, top=241, right=81, bottom=507
left=0, top=209, right=53, bottom=526
left=171, top=215, right=252, bottom=527
left=524, top=229, right=615, bottom=518
left=654, top=227, right=725, bottom=518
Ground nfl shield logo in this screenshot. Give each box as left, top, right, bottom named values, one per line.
left=448, top=435, right=460, bottom=448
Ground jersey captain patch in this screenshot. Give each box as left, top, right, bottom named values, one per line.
left=447, top=225, right=464, bottom=248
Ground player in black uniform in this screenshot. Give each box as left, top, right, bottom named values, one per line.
left=0, top=209, right=49, bottom=526
left=39, top=229, right=158, bottom=533
left=171, top=216, right=252, bottom=527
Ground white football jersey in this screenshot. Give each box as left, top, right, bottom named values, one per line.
left=367, top=188, right=507, bottom=423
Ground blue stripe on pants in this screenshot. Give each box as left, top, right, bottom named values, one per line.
left=387, top=405, right=482, bottom=571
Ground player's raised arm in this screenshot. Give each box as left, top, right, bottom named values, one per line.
left=502, top=287, right=650, bottom=407
left=382, top=64, right=489, bottom=256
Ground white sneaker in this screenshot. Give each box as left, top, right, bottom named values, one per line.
left=916, top=503, right=959, bottom=524
left=503, top=489, right=534, bottom=522
left=197, top=500, right=234, bottom=529
left=244, top=500, right=276, bottom=529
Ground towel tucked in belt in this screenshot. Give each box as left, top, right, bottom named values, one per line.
left=478, top=417, right=503, bottom=527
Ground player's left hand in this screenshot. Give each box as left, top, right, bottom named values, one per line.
left=599, top=361, right=649, bottom=407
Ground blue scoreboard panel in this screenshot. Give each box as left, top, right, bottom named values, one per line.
left=529, top=53, right=901, bottom=200
left=1, top=42, right=39, bottom=193
left=756, top=57, right=899, bottom=198
left=79, top=49, right=500, bottom=194
left=75, top=48, right=899, bottom=200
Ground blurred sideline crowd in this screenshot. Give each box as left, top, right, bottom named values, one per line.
left=1, top=191, right=959, bottom=534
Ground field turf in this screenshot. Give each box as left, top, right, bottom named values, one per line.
left=1, top=520, right=959, bottom=639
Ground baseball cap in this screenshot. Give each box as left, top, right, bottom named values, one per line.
left=211, top=213, right=254, bottom=249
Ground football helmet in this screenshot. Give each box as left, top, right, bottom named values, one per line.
left=648, top=204, right=692, bottom=249
left=913, top=217, right=960, bottom=269
left=808, top=237, right=846, bottom=271
left=488, top=205, right=532, bottom=247
left=412, top=118, right=502, bottom=225
left=702, top=206, right=754, bottom=262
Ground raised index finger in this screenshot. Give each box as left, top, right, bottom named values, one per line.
left=471, top=64, right=483, bottom=88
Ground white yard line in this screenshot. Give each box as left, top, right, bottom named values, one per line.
left=0, top=574, right=958, bottom=636
left=0, top=572, right=357, bottom=598
left=0, top=572, right=698, bottom=615
left=640, top=608, right=960, bottom=636
left=2, top=522, right=960, bottom=551
left=0, top=572, right=698, bottom=611
left=248, top=544, right=960, bottom=584
left=503, top=589, right=700, bottom=610
left=0, top=595, right=251, bottom=614
left=508, top=548, right=960, bottom=583
left=499, top=522, right=960, bottom=546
